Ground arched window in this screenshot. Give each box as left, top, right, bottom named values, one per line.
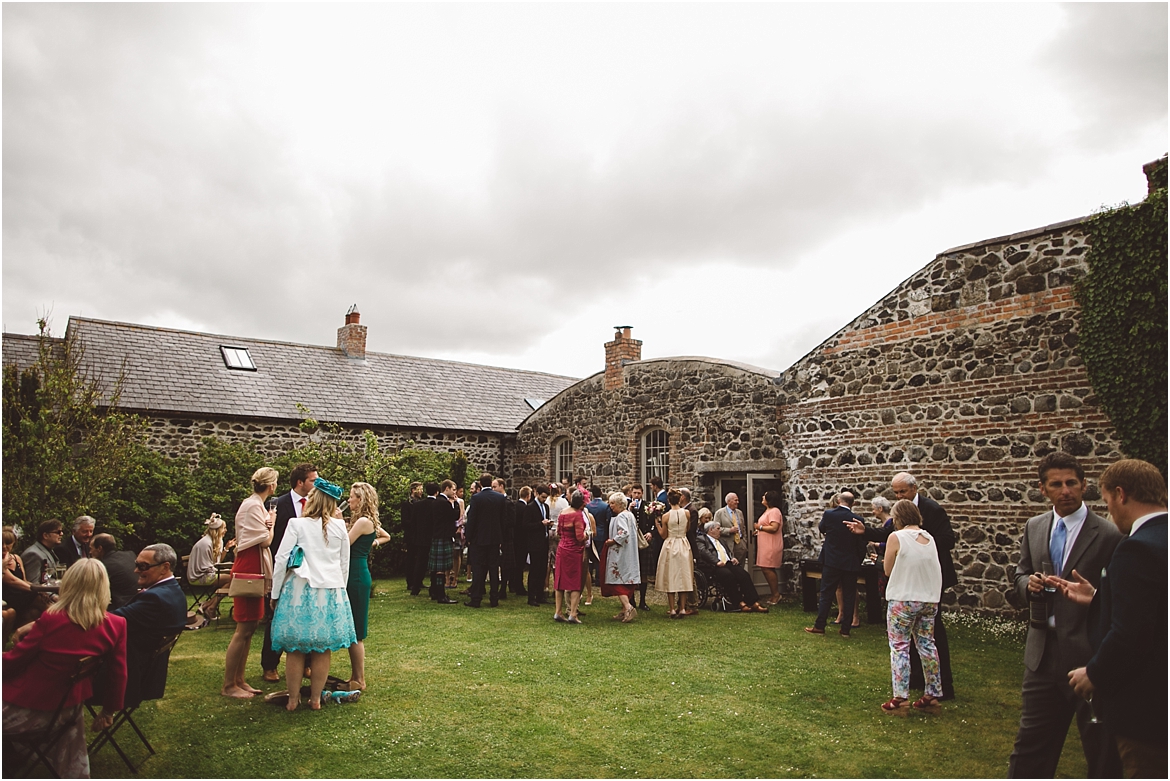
left=553, top=438, right=574, bottom=486
left=641, top=428, right=669, bottom=487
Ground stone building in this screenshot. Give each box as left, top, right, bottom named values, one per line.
left=2, top=311, right=577, bottom=473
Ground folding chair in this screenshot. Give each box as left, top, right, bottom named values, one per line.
left=86, top=632, right=181, bottom=774
left=181, top=555, right=218, bottom=612
left=5, top=655, right=102, bottom=778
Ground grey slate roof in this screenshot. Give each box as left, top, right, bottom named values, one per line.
left=6, top=318, right=578, bottom=433
left=1, top=332, right=50, bottom=371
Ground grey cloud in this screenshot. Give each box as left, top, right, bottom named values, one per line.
left=1040, top=3, right=1168, bottom=148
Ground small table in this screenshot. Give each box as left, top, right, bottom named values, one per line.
left=800, top=558, right=882, bottom=625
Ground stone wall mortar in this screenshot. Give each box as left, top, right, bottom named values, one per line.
left=142, top=414, right=502, bottom=472
left=777, top=221, right=1124, bottom=616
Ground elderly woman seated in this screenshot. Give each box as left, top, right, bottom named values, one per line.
left=3, top=558, right=128, bottom=779
left=693, top=520, right=769, bottom=613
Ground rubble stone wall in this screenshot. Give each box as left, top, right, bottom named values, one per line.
left=776, top=218, right=1123, bottom=615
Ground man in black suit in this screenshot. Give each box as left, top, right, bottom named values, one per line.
left=261, top=462, right=316, bottom=682
left=806, top=492, right=864, bottom=638
left=1064, top=459, right=1167, bottom=779
left=509, top=485, right=530, bottom=597
left=55, top=515, right=95, bottom=566
left=428, top=481, right=459, bottom=603
left=90, top=533, right=139, bottom=610
left=520, top=485, right=552, bottom=606
left=1007, top=452, right=1123, bottom=778
left=496, top=478, right=520, bottom=599
left=694, top=520, right=768, bottom=612
left=402, top=481, right=427, bottom=595
left=464, top=473, right=507, bottom=607
left=111, top=543, right=188, bottom=708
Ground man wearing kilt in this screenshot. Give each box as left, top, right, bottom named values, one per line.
left=428, top=481, right=460, bottom=604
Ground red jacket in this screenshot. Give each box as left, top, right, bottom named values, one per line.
left=3, top=610, right=127, bottom=712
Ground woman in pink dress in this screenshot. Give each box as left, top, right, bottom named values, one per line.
left=553, top=491, right=587, bottom=624
left=754, top=490, right=785, bottom=605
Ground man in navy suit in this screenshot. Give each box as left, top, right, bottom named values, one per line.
left=806, top=492, right=864, bottom=638
left=520, top=485, right=552, bottom=606
left=464, top=473, right=507, bottom=607
left=111, top=543, right=188, bottom=707
left=1062, top=459, right=1167, bottom=779
left=261, top=462, right=316, bottom=682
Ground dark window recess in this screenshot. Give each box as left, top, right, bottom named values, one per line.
left=220, top=346, right=256, bottom=371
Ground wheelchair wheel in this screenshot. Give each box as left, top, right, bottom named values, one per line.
left=693, top=568, right=711, bottom=608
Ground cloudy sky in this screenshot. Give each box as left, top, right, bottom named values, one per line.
left=4, top=3, right=1165, bottom=380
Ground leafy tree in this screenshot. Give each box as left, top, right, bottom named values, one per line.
left=2, top=321, right=146, bottom=544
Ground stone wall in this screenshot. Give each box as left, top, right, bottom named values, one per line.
left=142, top=413, right=503, bottom=473
left=775, top=217, right=1123, bottom=615
left=511, top=358, right=784, bottom=506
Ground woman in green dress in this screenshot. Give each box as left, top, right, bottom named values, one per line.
left=345, top=482, right=390, bottom=692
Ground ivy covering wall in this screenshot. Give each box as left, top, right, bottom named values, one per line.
left=1075, top=156, right=1168, bottom=474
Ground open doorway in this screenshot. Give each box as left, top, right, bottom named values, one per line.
left=716, top=474, right=783, bottom=590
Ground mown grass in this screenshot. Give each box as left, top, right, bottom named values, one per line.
left=82, top=579, right=1088, bottom=778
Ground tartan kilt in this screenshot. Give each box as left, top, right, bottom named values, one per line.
left=428, top=538, right=454, bottom=571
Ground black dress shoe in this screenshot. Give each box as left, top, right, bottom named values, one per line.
left=638, top=604, right=649, bottom=611
left=528, top=600, right=542, bottom=607
left=463, top=601, right=481, bottom=608
left=488, top=602, right=499, bottom=608
left=436, top=597, right=458, bottom=604
left=409, top=590, right=420, bottom=596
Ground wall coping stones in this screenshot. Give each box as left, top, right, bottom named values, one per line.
left=937, top=215, right=1090, bottom=257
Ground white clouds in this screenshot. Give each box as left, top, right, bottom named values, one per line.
left=2, top=3, right=1165, bottom=377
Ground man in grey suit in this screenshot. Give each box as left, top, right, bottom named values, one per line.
left=713, top=493, right=747, bottom=565
left=1007, top=452, right=1123, bottom=778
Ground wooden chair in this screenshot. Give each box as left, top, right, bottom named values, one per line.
left=5, top=655, right=102, bottom=778
left=86, top=632, right=181, bottom=774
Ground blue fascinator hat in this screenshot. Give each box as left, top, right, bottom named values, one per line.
left=313, top=477, right=343, bottom=501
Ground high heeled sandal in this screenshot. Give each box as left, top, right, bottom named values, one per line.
left=911, top=695, right=939, bottom=710
left=881, top=697, right=907, bottom=711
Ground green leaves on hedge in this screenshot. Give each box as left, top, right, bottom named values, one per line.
left=1075, top=162, right=1168, bottom=474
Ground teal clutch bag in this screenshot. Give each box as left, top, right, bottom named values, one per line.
left=287, top=545, right=304, bottom=569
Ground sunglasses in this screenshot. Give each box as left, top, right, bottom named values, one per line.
left=134, top=560, right=164, bottom=572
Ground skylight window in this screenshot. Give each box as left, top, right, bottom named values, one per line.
left=525, top=398, right=546, bottom=411
left=220, top=346, right=256, bottom=371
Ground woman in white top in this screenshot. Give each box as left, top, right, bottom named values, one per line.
left=545, top=483, right=569, bottom=593
left=881, top=499, right=943, bottom=712
left=270, top=477, right=359, bottom=711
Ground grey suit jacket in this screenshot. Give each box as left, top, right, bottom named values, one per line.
left=1014, top=507, right=1123, bottom=673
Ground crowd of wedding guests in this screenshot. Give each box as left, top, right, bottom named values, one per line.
left=3, top=453, right=1165, bottom=778
left=400, top=473, right=785, bottom=622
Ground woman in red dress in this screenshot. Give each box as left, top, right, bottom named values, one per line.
left=553, top=491, right=587, bottom=624
left=222, top=467, right=277, bottom=699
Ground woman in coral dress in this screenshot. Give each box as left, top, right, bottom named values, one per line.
left=654, top=489, right=695, bottom=618
left=755, top=490, right=785, bottom=605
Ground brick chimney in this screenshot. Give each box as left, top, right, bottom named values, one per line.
left=337, top=305, right=366, bottom=359
left=604, top=326, right=642, bottom=391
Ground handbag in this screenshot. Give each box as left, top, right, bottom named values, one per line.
left=287, top=545, right=304, bottom=569
left=228, top=572, right=266, bottom=598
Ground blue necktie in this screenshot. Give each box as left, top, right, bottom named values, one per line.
left=1049, top=518, right=1067, bottom=575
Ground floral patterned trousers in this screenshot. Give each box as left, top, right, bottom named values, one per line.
left=887, top=600, right=942, bottom=699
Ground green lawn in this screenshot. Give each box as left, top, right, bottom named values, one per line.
left=83, top=580, right=1089, bottom=778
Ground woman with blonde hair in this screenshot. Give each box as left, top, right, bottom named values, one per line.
left=270, top=478, right=359, bottom=710
left=222, top=467, right=277, bottom=699
left=188, top=513, right=235, bottom=619
left=3, top=558, right=128, bottom=778
left=881, top=499, right=943, bottom=712
left=345, top=482, right=390, bottom=692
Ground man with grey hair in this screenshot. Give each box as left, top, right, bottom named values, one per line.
left=694, top=520, right=768, bottom=612
left=111, top=543, right=188, bottom=707
left=714, top=493, right=747, bottom=565
left=56, top=515, right=96, bottom=566
left=851, top=471, right=957, bottom=698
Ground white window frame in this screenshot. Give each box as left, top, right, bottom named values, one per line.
left=554, top=438, right=574, bottom=486
left=641, top=428, right=669, bottom=488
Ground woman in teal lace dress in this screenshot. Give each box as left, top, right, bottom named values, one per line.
left=345, top=482, right=390, bottom=692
